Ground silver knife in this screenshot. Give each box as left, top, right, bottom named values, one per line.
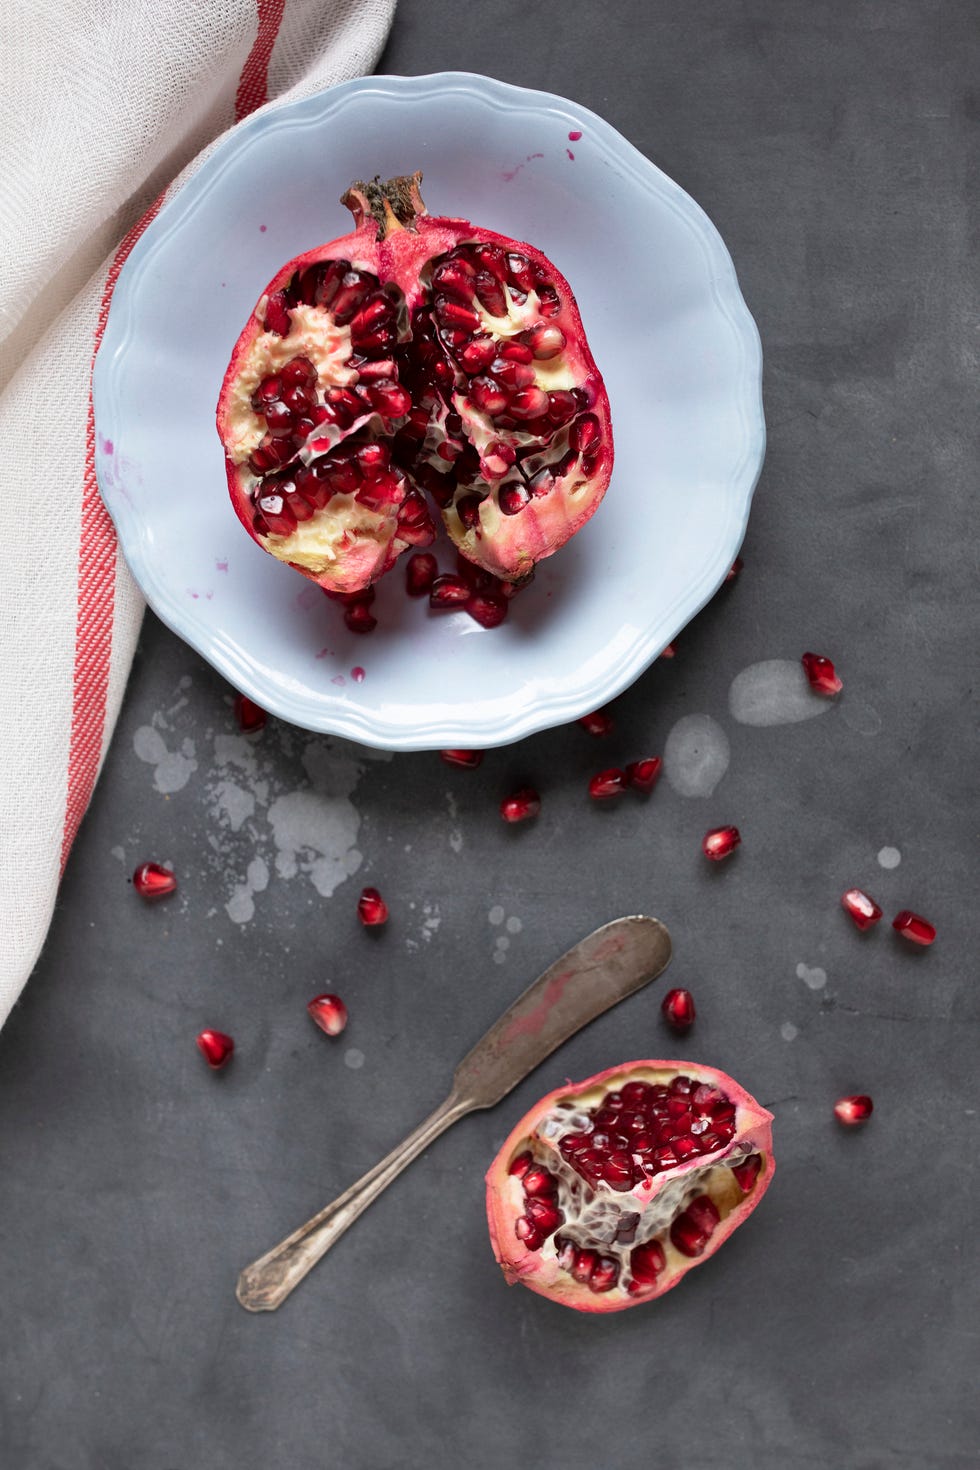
left=236, top=914, right=672, bottom=1311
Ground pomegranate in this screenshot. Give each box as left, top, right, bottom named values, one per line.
left=834, top=1094, right=873, bottom=1124
left=216, top=173, right=612, bottom=594
left=702, top=825, right=741, bottom=861
left=307, top=993, right=349, bottom=1036
left=500, top=788, right=541, bottom=823
left=357, top=886, right=389, bottom=926
left=801, top=652, right=843, bottom=696
left=486, top=1061, right=774, bottom=1312
left=234, top=693, right=267, bottom=732
left=892, top=909, right=936, bottom=946
left=661, top=987, right=696, bottom=1032
left=841, top=887, right=882, bottom=930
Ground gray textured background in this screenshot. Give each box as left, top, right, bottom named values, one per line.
left=2, top=3, right=978, bottom=1467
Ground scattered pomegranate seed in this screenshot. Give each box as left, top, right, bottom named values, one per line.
left=132, top=862, right=177, bottom=901
left=345, top=602, right=377, bottom=634
left=467, top=592, right=508, bottom=628
left=440, top=749, right=484, bottom=768
left=702, top=826, right=741, bottom=861
left=589, top=768, right=627, bottom=800
left=578, top=708, right=614, bottom=737
left=307, top=993, right=349, bottom=1037
left=661, top=988, right=696, bottom=1032
left=234, top=693, right=267, bottom=732
left=357, top=887, right=389, bottom=926
left=625, top=757, right=662, bottom=792
left=501, top=787, right=541, bottom=823
left=841, top=888, right=883, bottom=930
left=834, top=1094, right=873, bottom=1125
left=725, top=556, right=744, bottom=583
left=405, top=552, right=438, bottom=597
left=892, top=910, right=936, bottom=946
left=660, top=642, right=676, bottom=659
left=196, top=1030, right=234, bottom=1069
left=801, top=652, right=843, bottom=696
left=429, top=574, right=471, bottom=609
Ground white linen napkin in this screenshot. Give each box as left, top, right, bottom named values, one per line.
left=0, top=0, right=397, bottom=1027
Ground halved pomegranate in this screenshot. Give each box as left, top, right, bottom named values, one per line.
left=216, top=173, right=612, bottom=594
left=486, top=1060, right=774, bottom=1313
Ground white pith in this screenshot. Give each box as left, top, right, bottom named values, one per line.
left=224, top=305, right=355, bottom=464
left=261, top=492, right=389, bottom=573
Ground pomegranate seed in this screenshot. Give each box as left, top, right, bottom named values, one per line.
left=841, top=888, right=883, bottom=930
left=263, top=291, right=291, bottom=335
left=726, top=556, right=744, bottom=583
left=892, top=910, right=936, bottom=946
left=234, top=693, right=267, bottom=733
left=460, top=337, right=498, bottom=374
left=732, top=1153, right=763, bottom=1192
left=467, top=593, right=508, bottom=629
left=498, top=481, right=531, bottom=515
left=625, top=757, right=662, bottom=792
left=801, top=651, right=843, bottom=696
left=357, top=887, right=389, bottom=926
left=440, top=749, right=484, bottom=769
left=344, top=603, right=377, bottom=634
left=508, top=1151, right=533, bottom=1178
left=629, top=1239, right=665, bottom=1288
left=522, top=1166, right=557, bottom=1198
left=429, top=574, right=471, bottom=608
left=571, top=1248, right=598, bottom=1284
left=307, top=993, right=349, bottom=1037
left=834, top=1094, right=874, bottom=1125
left=526, top=322, right=566, bottom=359
left=405, top=552, right=438, bottom=597
left=132, top=862, right=177, bottom=901
left=515, top=1217, right=544, bottom=1250
left=670, top=1196, right=720, bottom=1257
left=568, top=414, right=600, bottom=453
left=468, top=376, right=507, bottom=414
left=577, top=708, right=614, bottom=737
left=510, top=386, right=550, bottom=420
left=589, top=1257, right=620, bottom=1293
left=524, top=1196, right=563, bottom=1233
left=196, top=1029, right=234, bottom=1069
left=660, top=641, right=677, bottom=659
left=500, top=788, right=541, bottom=823
left=589, top=768, right=627, bottom=800
left=702, top=825, right=741, bottom=861
left=661, top=988, right=696, bottom=1033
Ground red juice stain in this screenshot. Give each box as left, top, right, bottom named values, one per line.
left=566, top=149, right=575, bottom=160
left=259, top=224, right=267, bottom=232
left=331, top=674, right=346, bottom=686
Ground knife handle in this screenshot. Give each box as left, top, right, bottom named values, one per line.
left=236, top=1091, right=473, bottom=1312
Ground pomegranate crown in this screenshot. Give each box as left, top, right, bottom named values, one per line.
left=340, top=172, right=428, bottom=240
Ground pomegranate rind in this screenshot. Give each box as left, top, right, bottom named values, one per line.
left=485, top=1060, right=774, bottom=1314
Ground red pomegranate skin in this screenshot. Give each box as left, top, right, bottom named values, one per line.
left=486, top=1060, right=774, bottom=1314
left=216, top=173, right=613, bottom=595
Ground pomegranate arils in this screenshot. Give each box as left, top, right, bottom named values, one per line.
left=344, top=602, right=377, bottom=634
left=725, top=556, right=744, bottom=583
left=578, top=708, right=614, bottom=737
left=429, top=574, right=471, bottom=609
left=440, top=748, right=483, bottom=769
left=834, top=1094, right=874, bottom=1125
left=307, top=993, right=349, bottom=1037
left=625, top=757, right=662, bottom=792
left=892, top=910, right=936, bottom=945
left=589, top=768, right=627, bottom=800
left=732, top=1153, right=763, bottom=1192
left=467, top=592, right=508, bottom=628
left=670, top=1195, right=720, bottom=1257
left=801, top=651, right=843, bottom=696
left=661, top=988, right=696, bottom=1033
left=196, top=1030, right=234, bottom=1069
left=405, top=551, right=438, bottom=596
left=133, top=862, right=177, bottom=901
left=841, top=887, right=883, bottom=930
left=357, top=887, right=389, bottom=926
left=508, top=1151, right=533, bottom=1179
left=702, top=825, right=741, bottom=861
left=233, top=693, right=267, bottom=732
left=500, top=788, right=541, bottom=824
left=628, top=1239, right=665, bottom=1290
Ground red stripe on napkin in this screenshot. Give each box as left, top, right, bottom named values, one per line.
left=61, top=200, right=167, bottom=874
left=235, top=0, right=287, bottom=121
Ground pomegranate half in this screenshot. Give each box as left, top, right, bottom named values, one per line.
left=216, top=173, right=613, bottom=594
left=486, top=1060, right=774, bottom=1312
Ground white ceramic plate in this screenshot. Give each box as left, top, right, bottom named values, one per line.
left=94, top=72, right=764, bottom=750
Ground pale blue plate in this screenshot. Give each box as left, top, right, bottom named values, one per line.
left=93, top=72, right=764, bottom=749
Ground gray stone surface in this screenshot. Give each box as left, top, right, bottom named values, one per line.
left=2, top=4, right=977, bottom=1467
